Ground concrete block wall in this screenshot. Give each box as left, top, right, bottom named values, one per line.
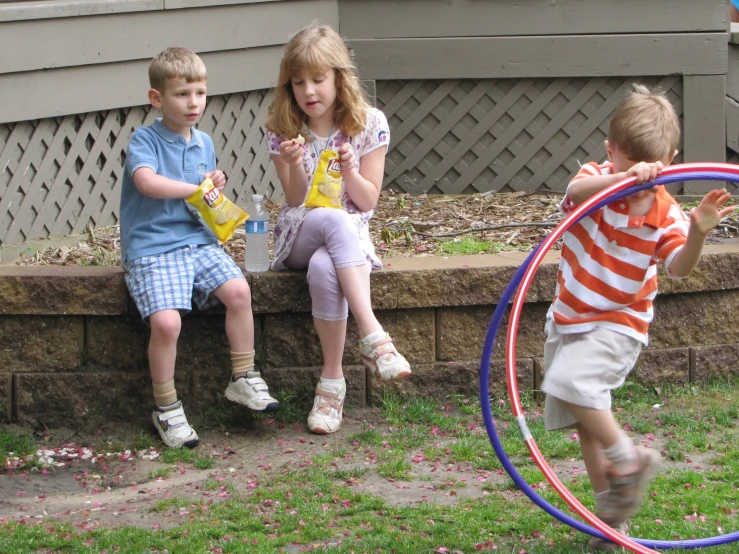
left=2, top=243, right=739, bottom=426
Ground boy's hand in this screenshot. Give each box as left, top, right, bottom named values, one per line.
left=625, top=161, right=664, bottom=184
left=279, top=140, right=304, bottom=168
left=689, top=189, right=736, bottom=236
left=204, top=170, right=226, bottom=191
left=339, top=143, right=357, bottom=173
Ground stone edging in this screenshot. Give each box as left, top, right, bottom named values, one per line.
left=2, top=241, right=739, bottom=316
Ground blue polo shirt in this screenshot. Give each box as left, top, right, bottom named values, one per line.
left=120, top=119, right=218, bottom=263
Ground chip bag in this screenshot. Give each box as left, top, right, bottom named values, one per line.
left=304, top=150, right=343, bottom=209
left=186, top=178, right=248, bottom=243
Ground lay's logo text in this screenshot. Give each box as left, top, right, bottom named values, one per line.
left=203, top=187, right=221, bottom=207
left=327, top=158, right=342, bottom=176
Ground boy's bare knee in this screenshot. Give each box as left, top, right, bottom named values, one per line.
left=221, top=280, right=252, bottom=311
left=576, top=422, right=593, bottom=438
left=150, top=311, right=181, bottom=342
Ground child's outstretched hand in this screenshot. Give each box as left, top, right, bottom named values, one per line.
left=625, top=161, right=664, bottom=184
left=338, top=143, right=357, bottom=172
left=279, top=139, right=304, bottom=167
left=690, top=189, right=736, bottom=236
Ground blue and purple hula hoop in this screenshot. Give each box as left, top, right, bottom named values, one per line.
left=479, top=163, right=739, bottom=552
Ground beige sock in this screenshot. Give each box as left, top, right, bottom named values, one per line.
left=594, top=490, right=611, bottom=514
left=231, top=350, right=255, bottom=380
left=152, top=379, right=177, bottom=408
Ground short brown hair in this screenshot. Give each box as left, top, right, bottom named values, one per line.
left=148, top=47, right=207, bottom=91
left=607, top=83, right=680, bottom=163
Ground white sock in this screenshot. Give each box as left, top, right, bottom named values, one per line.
left=603, top=433, right=639, bottom=473
left=320, top=377, right=346, bottom=395
left=361, top=329, right=386, bottom=345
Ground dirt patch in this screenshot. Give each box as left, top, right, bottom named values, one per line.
left=0, top=410, right=507, bottom=530
left=0, top=407, right=731, bottom=533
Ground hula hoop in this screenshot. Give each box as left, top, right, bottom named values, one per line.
left=479, top=163, right=739, bottom=551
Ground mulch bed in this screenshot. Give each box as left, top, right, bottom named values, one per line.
left=11, top=191, right=739, bottom=266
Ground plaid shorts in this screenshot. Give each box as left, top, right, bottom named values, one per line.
left=124, top=244, right=244, bottom=320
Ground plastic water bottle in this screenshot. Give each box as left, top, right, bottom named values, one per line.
left=244, top=194, right=270, bottom=272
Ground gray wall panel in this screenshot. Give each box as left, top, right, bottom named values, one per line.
left=165, top=0, right=285, bottom=8
left=0, top=46, right=283, bottom=124
left=340, top=0, right=728, bottom=38
left=683, top=74, right=727, bottom=194
left=727, top=96, right=739, bottom=154
left=0, top=1, right=336, bottom=74
left=0, top=0, right=286, bottom=22
left=728, top=44, right=739, bottom=103
left=349, top=34, right=728, bottom=80
left=0, top=0, right=161, bottom=23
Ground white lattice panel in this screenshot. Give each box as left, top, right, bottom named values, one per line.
left=377, top=76, right=683, bottom=195
left=0, top=90, right=279, bottom=247
left=0, top=78, right=691, bottom=247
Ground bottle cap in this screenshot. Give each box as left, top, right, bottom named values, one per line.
left=252, top=194, right=264, bottom=202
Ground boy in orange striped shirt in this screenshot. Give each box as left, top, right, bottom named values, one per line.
left=541, top=84, right=734, bottom=550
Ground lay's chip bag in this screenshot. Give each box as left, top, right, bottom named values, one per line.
left=304, top=150, right=343, bottom=209
left=186, top=178, right=248, bottom=243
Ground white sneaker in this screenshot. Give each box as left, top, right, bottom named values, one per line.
left=152, top=401, right=199, bottom=449
left=359, top=333, right=412, bottom=380
left=225, top=370, right=281, bottom=412
left=308, top=382, right=345, bottom=435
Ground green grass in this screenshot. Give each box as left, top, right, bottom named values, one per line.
left=160, top=447, right=215, bottom=470
left=4, top=382, right=739, bottom=552
left=148, top=467, right=172, bottom=480
left=438, top=236, right=531, bottom=255
left=377, top=458, right=413, bottom=480
left=0, top=427, right=36, bottom=460
left=133, top=430, right=156, bottom=451
left=149, top=496, right=192, bottom=513
left=0, top=426, right=37, bottom=470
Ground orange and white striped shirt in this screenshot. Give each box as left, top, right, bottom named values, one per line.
left=548, top=161, right=690, bottom=344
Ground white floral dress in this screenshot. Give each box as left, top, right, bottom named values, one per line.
left=265, top=107, right=390, bottom=271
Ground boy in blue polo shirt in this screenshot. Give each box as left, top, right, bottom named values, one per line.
left=120, top=47, right=280, bottom=448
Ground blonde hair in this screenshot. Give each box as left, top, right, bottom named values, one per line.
left=608, top=83, right=680, bottom=163
left=265, top=23, right=370, bottom=139
left=149, top=47, right=207, bottom=92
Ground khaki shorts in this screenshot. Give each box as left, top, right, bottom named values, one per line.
left=541, top=319, right=642, bottom=431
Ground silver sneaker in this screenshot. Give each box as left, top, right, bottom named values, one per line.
left=152, top=401, right=199, bottom=449
left=225, top=370, right=280, bottom=412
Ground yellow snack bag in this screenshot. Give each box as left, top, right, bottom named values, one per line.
left=185, top=178, right=248, bottom=243
left=304, top=150, right=343, bottom=209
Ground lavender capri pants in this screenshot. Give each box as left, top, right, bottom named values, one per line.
left=283, top=208, right=370, bottom=321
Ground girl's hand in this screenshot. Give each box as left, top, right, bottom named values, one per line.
left=690, top=188, right=736, bottom=236
left=339, top=143, right=357, bottom=173
left=204, top=170, right=226, bottom=191
left=279, top=140, right=304, bottom=167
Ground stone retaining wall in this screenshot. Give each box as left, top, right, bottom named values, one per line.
left=2, top=242, right=739, bottom=427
